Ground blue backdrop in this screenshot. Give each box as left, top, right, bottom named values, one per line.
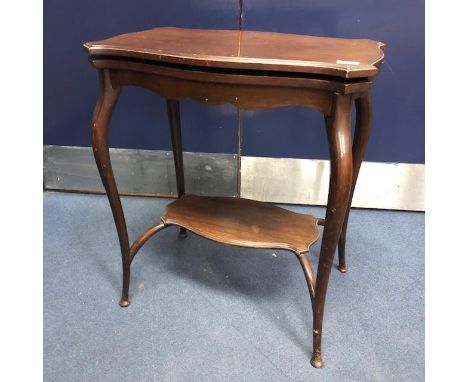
left=44, top=0, right=424, bottom=164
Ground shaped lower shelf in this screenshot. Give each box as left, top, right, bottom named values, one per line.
left=161, top=194, right=320, bottom=254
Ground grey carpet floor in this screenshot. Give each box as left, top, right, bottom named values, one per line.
left=43, top=191, right=424, bottom=381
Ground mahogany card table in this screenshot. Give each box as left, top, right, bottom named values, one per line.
left=84, top=27, right=385, bottom=368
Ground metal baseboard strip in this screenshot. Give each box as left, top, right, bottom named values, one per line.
left=43, top=145, right=425, bottom=211
left=43, top=146, right=238, bottom=197
left=240, top=157, right=424, bottom=211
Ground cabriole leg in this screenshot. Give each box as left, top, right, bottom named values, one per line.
left=337, top=91, right=373, bottom=273
left=91, top=70, right=131, bottom=307
left=312, top=94, right=353, bottom=368
left=166, top=99, right=187, bottom=239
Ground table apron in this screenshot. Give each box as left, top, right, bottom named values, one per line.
left=91, top=60, right=371, bottom=115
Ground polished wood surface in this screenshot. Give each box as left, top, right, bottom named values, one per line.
left=91, top=70, right=131, bottom=308
left=99, top=60, right=368, bottom=114
left=338, top=92, right=373, bottom=273
left=86, top=27, right=383, bottom=369
left=166, top=99, right=187, bottom=239
left=84, top=27, right=385, bottom=78
left=312, top=93, right=353, bottom=368
left=161, top=194, right=320, bottom=254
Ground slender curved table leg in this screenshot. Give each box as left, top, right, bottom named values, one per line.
left=311, top=94, right=353, bottom=368
left=337, top=91, right=372, bottom=273
left=130, top=223, right=167, bottom=262
left=91, top=69, right=131, bottom=308
left=297, top=253, right=316, bottom=313
left=166, top=99, right=187, bottom=239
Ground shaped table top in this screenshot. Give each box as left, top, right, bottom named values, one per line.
left=84, top=27, right=385, bottom=79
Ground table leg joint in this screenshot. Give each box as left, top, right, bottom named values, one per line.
left=129, top=223, right=167, bottom=263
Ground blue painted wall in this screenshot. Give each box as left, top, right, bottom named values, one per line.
left=44, top=0, right=424, bottom=163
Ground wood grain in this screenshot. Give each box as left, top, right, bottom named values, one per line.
left=107, top=66, right=334, bottom=113
left=85, top=25, right=384, bottom=367
left=161, top=194, right=320, bottom=254
left=84, top=27, right=385, bottom=78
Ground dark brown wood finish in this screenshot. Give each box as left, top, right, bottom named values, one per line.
left=312, top=93, right=354, bottom=368
left=130, top=223, right=166, bottom=263
left=84, top=27, right=385, bottom=78
left=161, top=194, right=320, bottom=253
left=166, top=99, right=187, bottom=238
left=85, top=27, right=383, bottom=369
left=90, top=70, right=131, bottom=308
left=337, top=92, right=373, bottom=273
